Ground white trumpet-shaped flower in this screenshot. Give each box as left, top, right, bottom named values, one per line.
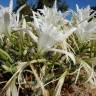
left=0, top=0, right=13, bottom=33
left=37, top=6, right=69, bottom=31
left=74, top=5, right=96, bottom=42
left=38, top=22, right=76, bottom=51
left=0, top=0, right=25, bottom=34
left=33, top=5, right=76, bottom=50
left=33, top=3, right=76, bottom=64
left=38, top=23, right=64, bottom=51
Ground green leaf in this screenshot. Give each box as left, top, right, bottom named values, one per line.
left=0, top=48, right=13, bottom=63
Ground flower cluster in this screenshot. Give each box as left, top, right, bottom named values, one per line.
left=74, top=5, right=96, bottom=42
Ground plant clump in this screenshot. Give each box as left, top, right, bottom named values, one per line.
left=0, top=0, right=96, bottom=96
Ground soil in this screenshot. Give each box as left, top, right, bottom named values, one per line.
left=1, top=72, right=96, bottom=96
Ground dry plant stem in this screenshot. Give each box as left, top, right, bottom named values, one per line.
left=0, top=59, right=46, bottom=96
left=54, top=70, right=68, bottom=96
left=0, top=68, right=21, bottom=96
left=30, top=63, right=49, bottom=96
left=0, top=81, right=7, bottom=84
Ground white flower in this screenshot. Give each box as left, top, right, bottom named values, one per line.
left=74, top=5, right=96, bottom=42
left=0, top=0, right=25, bottom=34
left=32, top=3, right=76, bottom=63
left=0, top=0, right=13, bottom=33
left=33, top=5, right=76, bottom=50
left=37, top=6, right=68, bottom=31
left=38, top=23, right=65, bottom=51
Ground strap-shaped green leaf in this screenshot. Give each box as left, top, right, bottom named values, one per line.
left=0, top=48, right=13, bottom=63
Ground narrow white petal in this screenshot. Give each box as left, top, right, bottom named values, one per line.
left=53, top=0, right=58, bottom=11
left=9, top=0, right=13, bottom=13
